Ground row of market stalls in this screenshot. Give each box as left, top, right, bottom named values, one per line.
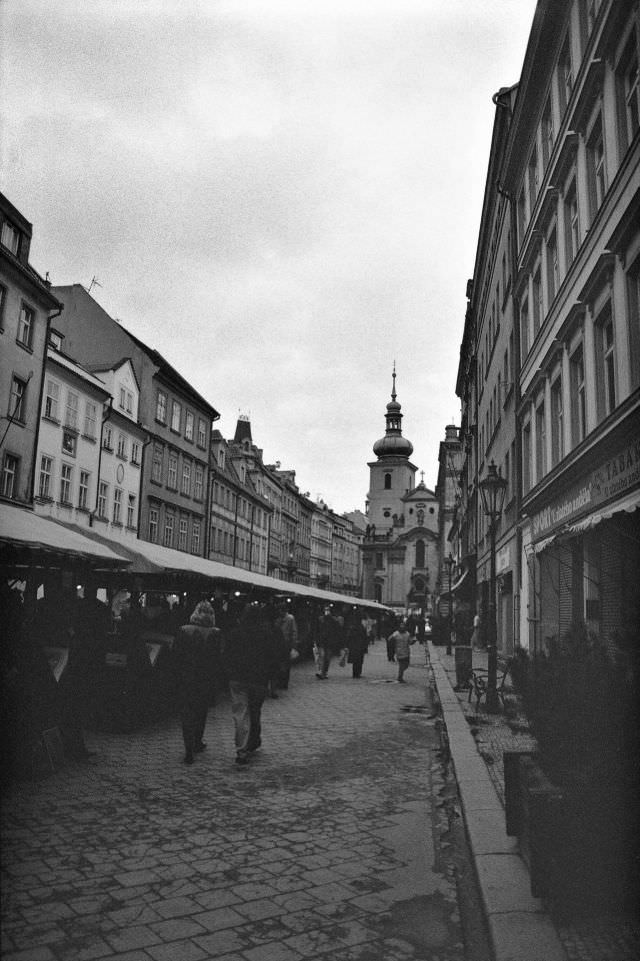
left=1, top=503, right=391, bottom=777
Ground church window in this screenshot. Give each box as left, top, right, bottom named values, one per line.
left=415, top=540, right=425, bottom=568
left=417, top=509, right=424, bottom=525
left=384, top=473, right=392, bottom=489
left=375, top=553, right=384, bottom=568
left=383, top=509, right=391, bottom=518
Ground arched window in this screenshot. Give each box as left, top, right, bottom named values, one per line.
left=374, top=582, right=382, bottom=603
left=384, top=473, right=392, bottom=490
left=415, top=539, right=425, bottom=568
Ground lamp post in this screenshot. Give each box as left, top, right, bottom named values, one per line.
left=479, top=460, right=508, bottom=713
left=444, top=553, right=454, bottom=656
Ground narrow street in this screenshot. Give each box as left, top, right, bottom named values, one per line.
left=1, top=641, right=491, bottom=961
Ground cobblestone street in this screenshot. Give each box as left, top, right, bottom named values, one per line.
left=1, top=642, right=485, bottom=961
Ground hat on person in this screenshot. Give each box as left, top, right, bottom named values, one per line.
left=190, top=600, right=215, bottom=628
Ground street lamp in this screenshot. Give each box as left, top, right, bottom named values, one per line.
left=444, top=553, right=455, bottom=656
left=479, top=460, right=508, bottom=713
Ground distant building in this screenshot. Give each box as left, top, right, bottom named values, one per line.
left=0, top=193, right=62, bottom=506
left=361, top=370, right=439, bottom=612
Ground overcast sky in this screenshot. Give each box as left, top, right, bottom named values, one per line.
left=1, top=0, right=537, bottom=514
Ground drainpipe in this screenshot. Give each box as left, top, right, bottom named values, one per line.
left=136, top=432, right=153, bottom=537
left=29, top=304, right=62, bottom=502
left=90, top=398, right=113, bottom=527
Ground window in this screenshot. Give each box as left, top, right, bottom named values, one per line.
left=119, top=387, right=126, bottom=410
left=541, top=97, right=554, bottom=167
left=49, top=330, right=63, bottom=350
left=192, top=519, right=201, bottom=554
left=61, top=430, right=76, bottom=456
left=384, top=472, right=391, bottom=490
left=185, top=411, right=194, bottom=441
left=131, top=441, right=141, bottom=466
left=17, top=304, right=34, bottom=349
left=152, top=443, right=163, bottom=482
left=97, top=481, right=109, bottom=517
left=78, top=470, right=90, bottom=510
left=505, top=449, right=511, bottom=502
left=117, top=433, right=127, bottom=459
left=65, top=391, right=79, bottom=430
left=570, top=344, right=586, bottom=445
left=83, top=402, right=97, bottom=439
left=517, top=187, right=527, bottom=246
left=113, top=488, right=123, bottom=524
left=194, top=465, right=203, bottom=500
left=9, top=376, right=26, bottom=422
left=1, top=453, right=19, bottom=498
left=197, top=418, right=206, bottom=448
left=522, top=422, right=532, bottom=492
left=587, top=116, right=606, bottom=219
left=156, top=390, right=167, bottom=424
left=1, top=219, right=20, bottom=254
left=528, top=145, right=539, bottom=214
left=103, top=425, right=113, bottom=451
left=628, top=266, right=640, bottom=390
left=550, top=377, right=564, bottom=467
left=564, top=180, right=580, bottom=265
left=520, top=298, right=530, bottom=362
left=167, top=453, right=178, bottom=489
left=532, top=267, right=543, bottom=337
left=44, top=380, right=60, bottom=420
left=60, top=464, right=73, bottom=504
left=595, top=308, right=616, bottom=420
left=546, top=227, right=559, bottom=304
left=535, top=400, right=547, bottom=482
left=127, top=494, right=136, bottom=528
left=181, top=461, right=191, bottom=495
left=558, top=34, right=573, bottom=112
left=218, top=449, right=225, bottom=468
left=38, top=455, right=53, bottom=499
left=415, top=539, right=425, bottom=568
left=617, top=33, right=639, bottom=152
left=164, top=512, right=174, bottom=548
left=375, top=552, right=384, bottom=569
left=149, top=507, right=159, bottom=542
left=171, top=401, right=181, bottom=432
left=179, top=517, right=188, bottom=551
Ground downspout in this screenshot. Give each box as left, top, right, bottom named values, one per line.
left=90, top=397, right=113, bottom=527
left=232, top=488, right=239, bottom=566
left=248, top=503, right=255, bottom=573
left=136, top=433, right=153, bottom=537
left=29, top=304, right=62, bottom=502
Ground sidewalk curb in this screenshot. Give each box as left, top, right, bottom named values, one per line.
left=429, top=644, right=568, bottom=961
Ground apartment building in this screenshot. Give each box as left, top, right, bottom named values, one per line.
left=0, top=193, right=62, bottom=506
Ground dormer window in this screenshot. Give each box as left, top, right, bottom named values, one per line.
left=49, top=331, right=64, bottom=351
left=1, top=218, right=20, bottom=255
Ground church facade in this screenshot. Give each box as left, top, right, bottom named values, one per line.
left=361, top=371, right=439, bottom=613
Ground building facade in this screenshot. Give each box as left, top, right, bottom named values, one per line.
left=0, top=193, right=62, bottom=506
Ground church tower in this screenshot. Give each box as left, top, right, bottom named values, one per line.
left=366, top=366, right=417, bottom=531
left=362, top=367, right=439, bottom=612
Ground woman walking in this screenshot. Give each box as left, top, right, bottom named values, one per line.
left=174, top=600, right=219, bottom=765
left=388, top=620, right=416, bottom=683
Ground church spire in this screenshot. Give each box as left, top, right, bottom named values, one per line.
left=372, top=365, right=414, bottom=459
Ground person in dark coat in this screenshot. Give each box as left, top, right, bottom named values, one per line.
left=345, top=609, right=368, bottom=679
left=223, top=602, right=278, bottom=764
left=315, top=606, right=344, bottom=679
left=174, top=600, right=219, bottom=765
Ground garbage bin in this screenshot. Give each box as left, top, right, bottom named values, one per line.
left=454, top=645, right=472, bottom=689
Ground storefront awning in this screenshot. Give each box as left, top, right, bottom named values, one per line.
left=0, top=503, right=130, bottom=570
left=563, top=488, right=640, bottom=535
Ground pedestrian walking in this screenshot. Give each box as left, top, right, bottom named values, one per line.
left=223, top=602, right=278, bottom=764
left=345, top=609, right=368, bottom=678
left=173, top=600, right=219, bottom=765
left=388, top=620, right=416, bottom=683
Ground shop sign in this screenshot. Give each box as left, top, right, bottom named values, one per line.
left=532, top=438, right=640, bottom=540
left=496, top=544, right=511, bottom=573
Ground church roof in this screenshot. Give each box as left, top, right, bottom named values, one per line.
left=372, top=366, right=414, bottom=459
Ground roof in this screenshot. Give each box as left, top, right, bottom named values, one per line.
left=0, top=504, right=130, bottom=569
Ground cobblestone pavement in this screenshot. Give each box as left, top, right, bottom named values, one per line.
left=435, top=647, right=640, bottom=961
left=1, top=642, right=489, bottom=961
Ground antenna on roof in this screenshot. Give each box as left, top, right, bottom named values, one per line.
left=87, top=276, right=102, bottom=294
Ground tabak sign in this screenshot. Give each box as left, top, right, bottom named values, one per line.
left=532, top=438, right=640, bottom=540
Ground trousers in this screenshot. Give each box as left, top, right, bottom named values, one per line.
left=228, top=681, right=266, bottom=757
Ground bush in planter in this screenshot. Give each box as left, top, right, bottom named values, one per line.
left=516, top=622, right=639, bottom=911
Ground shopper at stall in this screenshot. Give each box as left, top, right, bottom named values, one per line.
left=173, top=600, right=219, bottom=765
left=345, top=608, right=369, bottom=678
left=223, top=602, right=278, bottom=765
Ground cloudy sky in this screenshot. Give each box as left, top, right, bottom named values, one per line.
left=1, top=0, right=536, bottom=514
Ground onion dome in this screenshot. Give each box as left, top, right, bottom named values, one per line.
left=373, top=366, right=414, bottom=458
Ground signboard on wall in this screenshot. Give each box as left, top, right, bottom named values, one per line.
left=531, top=437, right=640, bottom=541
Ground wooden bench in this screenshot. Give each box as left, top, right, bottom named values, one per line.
left=468, top=656, right=513, bottom=710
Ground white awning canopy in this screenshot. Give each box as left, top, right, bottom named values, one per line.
left=564, top=488, right=640, bottom=535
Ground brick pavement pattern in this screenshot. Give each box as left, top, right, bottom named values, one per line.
left=1, top=642, right=467, bottom=961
